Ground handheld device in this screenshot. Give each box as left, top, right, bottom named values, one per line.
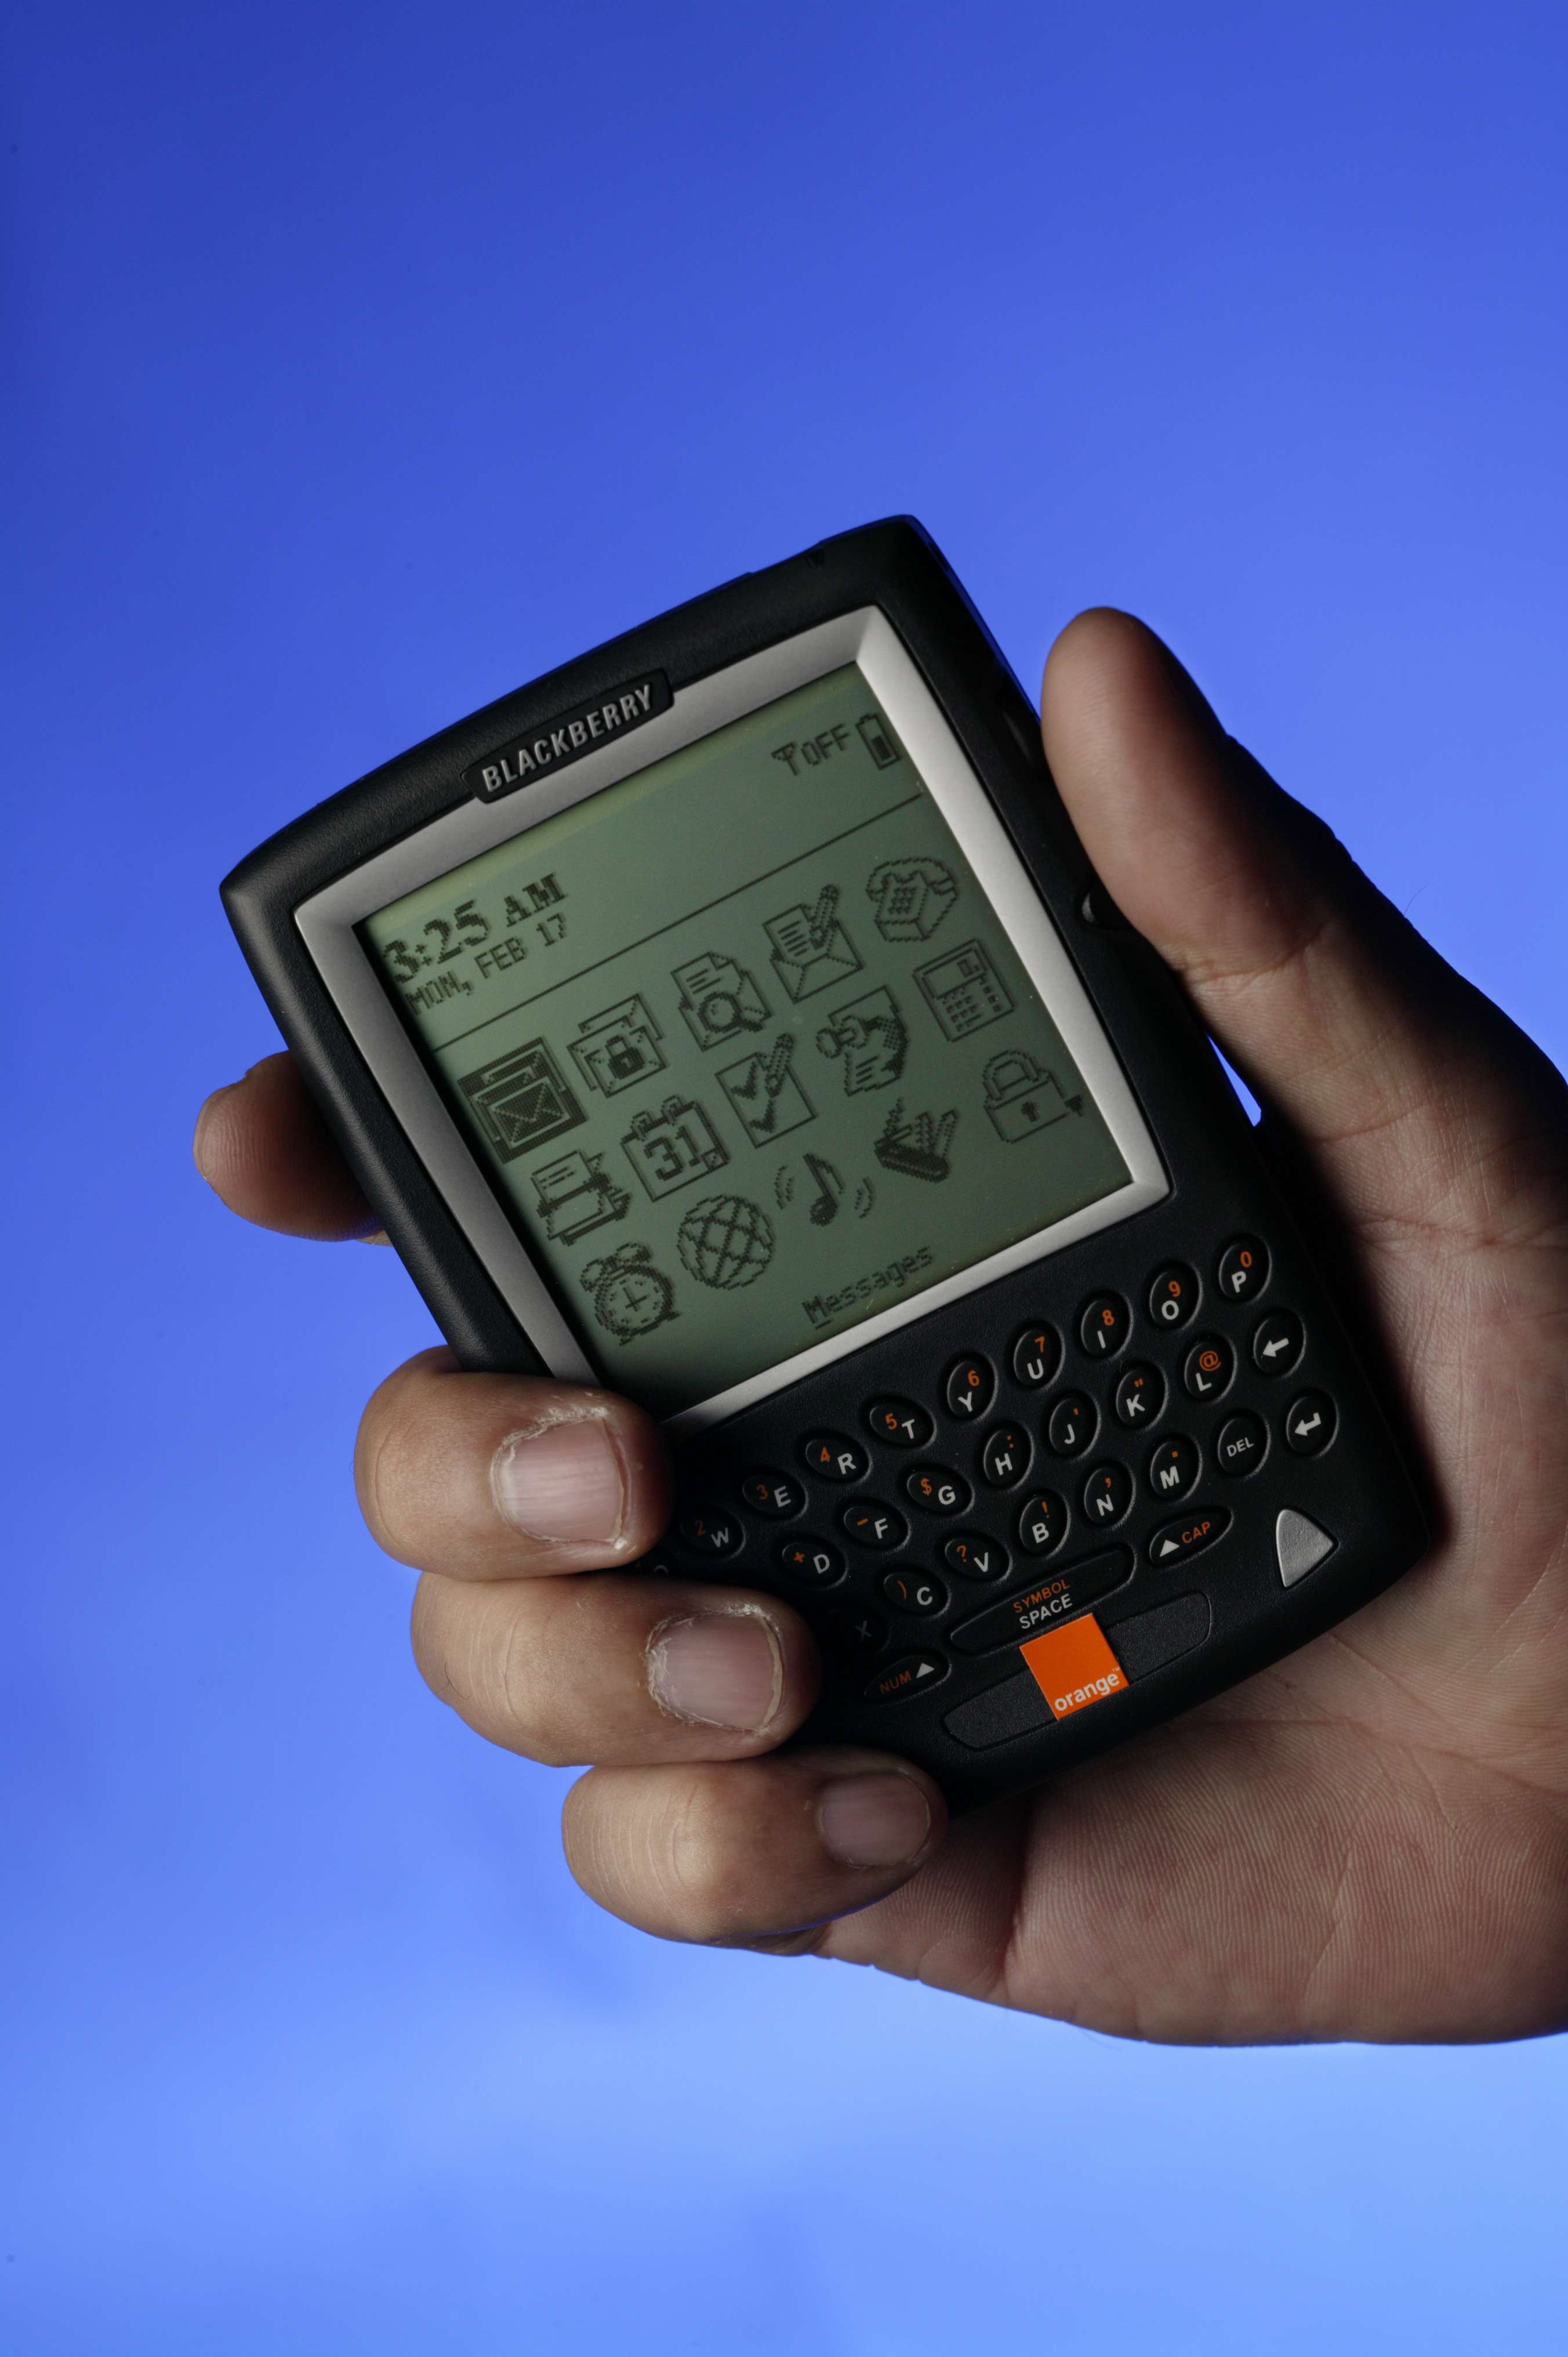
left=222, top=519, right=1427, bottom=1807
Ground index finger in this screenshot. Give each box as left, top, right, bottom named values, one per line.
left=194, top=1051, right=379, bottom=1239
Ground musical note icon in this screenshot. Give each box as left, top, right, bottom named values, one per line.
left=804, top=1152, right=844, bottom=1227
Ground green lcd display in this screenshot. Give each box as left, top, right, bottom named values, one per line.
left=359, top=665, right=1131, bottom=1417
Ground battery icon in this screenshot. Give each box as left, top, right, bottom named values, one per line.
left=856, top=712, right=901, bottom=768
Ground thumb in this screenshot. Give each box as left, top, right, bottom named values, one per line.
left=1039, top=609, right=1558, bottom=1235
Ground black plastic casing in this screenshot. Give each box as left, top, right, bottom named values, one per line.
left=223, top=518, right=1428, bottom=1808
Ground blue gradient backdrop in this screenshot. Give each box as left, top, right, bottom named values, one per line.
left=5, top=3, right=1567, bottom=2349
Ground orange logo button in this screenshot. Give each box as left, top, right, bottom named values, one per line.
left=1019, top=1612, right=1128, bottom=1720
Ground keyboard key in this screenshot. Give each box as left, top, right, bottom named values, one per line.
left=1046, top=1393, right=1096, bottom=1457
left=865, top=1397, right=935, bottom=1449
left=739, top=1468, right=805, bottom=1517
left=840, top=1500, right=909, bottom=1551
left=942, top=1531, right=1011, bottom=1581
left=1011, top=1323, right=1063, bottom=1389
left=903, top=1465, right=971, bottom=1516
left=1080, top=1460, right=1133, bottom=1528
left=1216, top=1234, right=1270, bottom=1303
left=1017, top=1491, right=1069, bottom=1555
left=1283, top=1390, right=1337, bottom=1455
left=677, top=1506, right=745, bottom=1557
left=1077, top=1293, right=1131, bottom=1358
left=950, top=1547, right=1132, bottom=1653
left=943, top=1355, right=996, bottom=1421
left=1251, top=1308, right=1304, bottom=1377
left=864, top=1652, right=948, bottom=1702
left=1146, top=1506, right=1231, bottom=1565
left=800, top=1431, right=870, bottom=1483
left=1182, top=1335, right=1234, bottom=1403
left=778, top=1536, right=846, bottom=1588
left=1146, top=1434, right=1201, bottom=1502
left=1146, top=1262, right=1199, bottom=1330
left=979, top=1424, right=1032, bottom=1487
left=1215, top=1410, right=1266, bottom=1478
left=1112, top=1362, right=1165, bottom=1429
left=880, top=1569, right=949, bottom=1616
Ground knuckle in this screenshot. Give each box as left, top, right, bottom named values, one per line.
left=410, top=1580, right=580, bottom=1765
left=495, top=1598, right=574, bottom=1765
left=354, top=1354, right=456, bottom=1562
left=408, top=1576, right=463, bottom=1706
left=661, top=1770, right=793, bottom=1941
left=354, top=1369, right=418, bottom=1555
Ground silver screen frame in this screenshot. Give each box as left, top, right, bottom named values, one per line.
left=296, top=607, right=1168, bottom=1437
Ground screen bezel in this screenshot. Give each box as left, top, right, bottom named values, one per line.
left=295, top=607, right=1167, bottom=1435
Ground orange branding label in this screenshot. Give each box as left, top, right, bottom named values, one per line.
left=1019, top=1614, right=1128, bottom=1720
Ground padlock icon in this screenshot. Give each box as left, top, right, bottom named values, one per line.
left=982, top=1050, right=1082, bottom=1143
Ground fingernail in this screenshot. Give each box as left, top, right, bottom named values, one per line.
left=648, top=1610, right=783, bottom=1732
left=817, top=1773, right=931, bottom=1869
left=491, top=1416, right=627, bottom=1546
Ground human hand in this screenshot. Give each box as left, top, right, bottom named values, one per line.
left=195, top=612, right=1568, bottom=2042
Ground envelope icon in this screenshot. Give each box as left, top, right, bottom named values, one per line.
left=457, top=1038, right=586, bottom=1162
left=765, top=890, right=862, bottom=1003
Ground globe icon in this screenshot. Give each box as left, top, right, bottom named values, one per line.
left=678, top=1194, right=775, bottom=1291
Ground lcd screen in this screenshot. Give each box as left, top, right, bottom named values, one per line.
left=359, top=664, right=1132, bottom=1416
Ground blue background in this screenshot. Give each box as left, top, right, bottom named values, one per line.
left=5, top=2, right=1567, bottom=2348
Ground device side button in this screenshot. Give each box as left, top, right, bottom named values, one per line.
left=1077, top=880, right=1131, bottom=929
left=943, top=1670, right=1052, bottom=1750
left=1276, top=1509, right=1335, bottom=1586
left=1102, top=1592, right=1211, bottom=1678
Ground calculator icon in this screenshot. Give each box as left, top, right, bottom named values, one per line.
left=914, top=940, right=1014, bottom=1042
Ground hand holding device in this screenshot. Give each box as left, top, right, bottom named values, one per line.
left=198, top=584, right=1568, bottom=2042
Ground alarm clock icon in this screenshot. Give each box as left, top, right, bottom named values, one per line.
left=580, top=1241, right=678, bottom=1344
